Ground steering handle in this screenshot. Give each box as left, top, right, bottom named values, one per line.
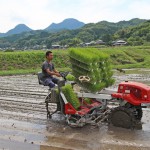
left=78, top=76, right=90, bottom=82
left=59, top=71, right=69, bottom=81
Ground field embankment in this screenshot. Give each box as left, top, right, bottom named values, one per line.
left=100, top=46, right=150, bottom=68
left=0, top=50, right=70, bottom=76
left=0, top=46, right=150, bottom=76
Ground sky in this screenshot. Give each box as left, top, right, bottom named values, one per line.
left=0, top=0, right=150, bottom=33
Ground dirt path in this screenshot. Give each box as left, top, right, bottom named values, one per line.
left=0, top=69, right=150, bottom=150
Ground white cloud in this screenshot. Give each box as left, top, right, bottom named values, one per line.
left=0, top=0, right=150, bottom=32
left=128, top=1, right=150, bottom=19
left=0, top=0, right=51, bottom=32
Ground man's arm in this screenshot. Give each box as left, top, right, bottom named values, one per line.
left=45, top=68, right=61, bottom=77
left=54, top=68, right=59, bottom=73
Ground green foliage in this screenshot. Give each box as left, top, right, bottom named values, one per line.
left=84, top=98, right=92, bottom=104
left=0, top=50, right=70, bottom=71
left=61, top=84, right=80, bottom=110
left=100, top=46, right=150, bottom=68
left=0, top=46, right=150, bottom=76
left=68, top=38, right=82, bottom=47
left=0, top=69, right=40, bottom=76
left=115, top=21, right=150, bottom=45
left=66, top=74, right=75, bottom=81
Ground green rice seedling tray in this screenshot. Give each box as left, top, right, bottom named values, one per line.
left=69, top=48, right=115, bottom=93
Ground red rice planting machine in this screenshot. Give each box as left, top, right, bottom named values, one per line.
left=38, top=72, right=150, bottom=129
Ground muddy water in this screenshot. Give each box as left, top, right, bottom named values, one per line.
left=115, top=68, right=150, bottom=84
left=0, top=69, right=150, bottom=150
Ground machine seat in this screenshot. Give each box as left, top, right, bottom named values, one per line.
left=37, top=72, right=45, bottom=85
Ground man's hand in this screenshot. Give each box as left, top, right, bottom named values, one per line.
left=55, top=72, right=61, bottom=77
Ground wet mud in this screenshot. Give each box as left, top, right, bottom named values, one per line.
left=0, top=69, right=150, bottom=150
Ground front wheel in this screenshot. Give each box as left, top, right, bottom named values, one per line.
left=135, top=107, right=143, bottom=120
left=124, top=103, right=143, bottom=121
left=109, top=106, right=137, bottom=129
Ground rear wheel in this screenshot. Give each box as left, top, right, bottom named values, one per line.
left=109, top=106, right=136, bottom=129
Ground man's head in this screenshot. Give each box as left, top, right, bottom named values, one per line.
left=46, top=51, right=53, bottom=61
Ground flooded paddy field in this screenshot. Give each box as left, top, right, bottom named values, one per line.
left=0, top=68, right=150, bottom=150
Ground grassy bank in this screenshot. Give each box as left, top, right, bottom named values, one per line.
left=0, top=46, right=150, bottom=76
left=100, top=46, right=150, bottom=68
left=0, top=50, right=70, bottom=76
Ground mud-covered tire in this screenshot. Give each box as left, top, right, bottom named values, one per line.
left=109, top=106, right=137, bottom=129
left=124, top=103, right=143, bottom=121
left=45, top=93, right=52, bottom=103
left=45, top=93, right=58, bottom=118
left=136, top=107, right=143, bottom=120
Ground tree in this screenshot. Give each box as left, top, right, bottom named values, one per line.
left=76, top=31, right=94, bottom=42
left=102, top=34, right=112, bottom=45
left=146, top=33, right=150, bottom=41
left=68, top=38, right=82, bottom=47
left=45, top=39, right=52, bottom=49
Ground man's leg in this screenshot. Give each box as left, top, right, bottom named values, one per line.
left=52, top=77, right=59, bottom=84
left=51, top=77, right=61, bottom=111
left=45, top=77, right=61, bottom=111
left=44, top=78, right=55, bottom=88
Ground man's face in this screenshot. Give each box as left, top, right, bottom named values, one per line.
left=47, top=53, right=53, bottom=61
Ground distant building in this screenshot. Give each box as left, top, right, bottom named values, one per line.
left=42, top=45, right=47, bottom=49
left=80, top=40, right=105, bottom=47
left=95, top=40, right=105, bottom=45
left=83, top=41, right=95, bottom=47
left=112, top=40, right=127, bottom=46
left=51, top=44, right=60, bottom=49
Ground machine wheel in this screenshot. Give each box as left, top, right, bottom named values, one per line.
left=124, top=103, right=143, bottom=120
left=135, top=107, right=143, bottom=120
left=109, top=106, right=136, bottom=129
left=45, top=93, right=60, bottom=118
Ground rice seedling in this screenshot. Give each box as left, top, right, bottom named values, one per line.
left=61, top=84, right=80, bottom=110
left=69, top=48, right=114, bottom=92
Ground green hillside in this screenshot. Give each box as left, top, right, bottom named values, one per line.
left=114, top=20, right=150, bottom=46
left=0, top=50, right=70, bottom=75
left=0, top=46, right=150, bottom=76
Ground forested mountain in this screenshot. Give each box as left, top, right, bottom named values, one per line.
left=0, top=18, right=149, bottom=49
left=45, top=18, right=85, bottom=32
left=0, top=18, right=85, bottom=38
left=117, top=18, right=146, bottom=27
left=114, top=20, right=150, bottom=45
left=0, top=24, right=32, bottom=37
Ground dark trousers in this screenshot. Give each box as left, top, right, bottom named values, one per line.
left=44, top=77, right=59, bottom=88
